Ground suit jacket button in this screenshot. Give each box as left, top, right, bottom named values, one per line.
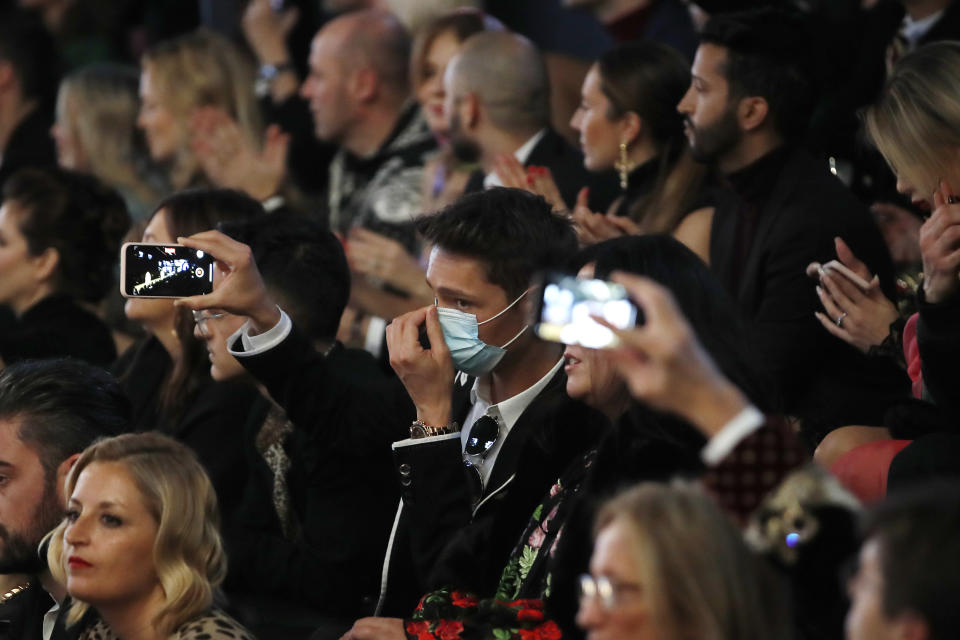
left=398, top=463, right=412, bottom=476
left=400, top=476, right=412, bottom=487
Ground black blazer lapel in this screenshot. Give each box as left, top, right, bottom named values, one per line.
left=479, top=368, right=567, bottom=501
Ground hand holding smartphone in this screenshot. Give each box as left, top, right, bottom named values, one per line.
left=533, top=272, right=640, bottom=349
left=806, top=260, right=873, bottom=291
left=120, top=243, right=215, bottom=298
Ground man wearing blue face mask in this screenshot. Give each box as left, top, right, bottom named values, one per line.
left=373, top=187, right=610, bottom=617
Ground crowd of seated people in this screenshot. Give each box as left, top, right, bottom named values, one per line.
left=1, top=1, right=960, bottom=640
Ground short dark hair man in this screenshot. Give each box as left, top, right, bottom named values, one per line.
left=0, top=359, right=130, bottom=640
left=178, top=187, right=604, bottom=619
left=677, top=9, right=906, bottom=443
left=846, top=483, right=960, bottom=640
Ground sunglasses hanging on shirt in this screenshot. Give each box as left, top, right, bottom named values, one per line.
left=463, top=413, right=502, bottom=501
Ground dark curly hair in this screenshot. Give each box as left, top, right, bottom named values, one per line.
left=3, top=167, right=131, bottom=304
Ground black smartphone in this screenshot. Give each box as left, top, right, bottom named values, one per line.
left=533, top=272, right=639, bottom=349
left=120, top=243, right=215, bottom=299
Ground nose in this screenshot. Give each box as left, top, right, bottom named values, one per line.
left=677, top=85, right=694, bottom=115
left=570, top=107, right=583, bottom=132
left=575, top=596, right=606, bottom=631
left=64, top=517, right=89, bottom=547
left=193, top=322, right=206, bottom=341
left=895, top=175, right=913, bottom=197
left=299, top=77, right=312, bottom=100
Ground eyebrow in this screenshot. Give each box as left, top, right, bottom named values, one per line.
left=68, top=498, right=125, bottom=509
left=433, top=285, right=475, bottom=301
left=0, top=460, right=12, bottom=469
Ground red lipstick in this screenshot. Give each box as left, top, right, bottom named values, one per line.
left=68, top=556, right=92, bottom=569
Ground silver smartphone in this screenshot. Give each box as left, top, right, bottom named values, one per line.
left=119, top=242, right=214, bottom=299
left=534, top=272, right=639, bottom=349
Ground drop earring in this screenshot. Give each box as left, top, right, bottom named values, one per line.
left=615, top=141, right=631, bottom=190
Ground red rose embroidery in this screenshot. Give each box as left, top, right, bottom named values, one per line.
left=519, top=621, right=562, bottom=640
left=451, top=592, right=478, bottom=608
left=435, top=620, right=464, bottom=640
left=517, top=609, right=544, bottom=622
left=406, top=621, right=430, bottom=637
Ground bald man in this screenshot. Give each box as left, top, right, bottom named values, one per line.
left=448, top=31, right=617, bottom=211
left=300, top=9, right=435, bottom=252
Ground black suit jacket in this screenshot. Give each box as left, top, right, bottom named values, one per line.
left=710, top=148, right=910, bottom=443
left=464, top=129, right=619, bottom=213
left=230, top=325, right=414, bottom=617
left=378, top=366, right=609, bottom=616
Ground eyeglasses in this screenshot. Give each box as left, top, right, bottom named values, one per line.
left=578, top=574, right=642, bottom=611
left=191, top=309, right=228, bottom=337
left=462, top=414, right=501, bottom=499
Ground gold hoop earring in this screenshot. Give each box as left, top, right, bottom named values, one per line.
left=615, top=141, right=632, bottom=190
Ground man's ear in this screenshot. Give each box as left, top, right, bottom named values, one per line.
left=463, top=92, right=481, bottom=130
left=738, top=96, right=770, bottom=133
left=55, top=453, right=81, bottom=507
left=350, top=66, right=379, bottom=104
left=32, top=247, right=60, bottom=284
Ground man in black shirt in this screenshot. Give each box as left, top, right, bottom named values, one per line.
left=677, top=9, right=908, bottom=444
left=0, top=360, right=129, bottom=640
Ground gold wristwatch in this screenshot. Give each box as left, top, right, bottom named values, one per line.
left=410, top=419, right=460, bottom=439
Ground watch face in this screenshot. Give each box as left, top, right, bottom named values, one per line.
left=410, top=424, right=428, bottom=439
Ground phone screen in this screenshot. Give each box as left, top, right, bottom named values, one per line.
left=534, top=273, right=638, bottom=349
left=120, top=243, right=214, bottom=298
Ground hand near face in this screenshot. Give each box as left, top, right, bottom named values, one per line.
left=191, top=107, right=289, bottom=201
left=386, top=305, right=454, bottom=427
left=242, top=0, right=299, bottom=65
left=919, top=181, right=960, bottom=304
left=597, top=273, right=749, bottom=437
left=809, top=237, right=899, bottom=353
left=174, top=231, right=281, bottom=334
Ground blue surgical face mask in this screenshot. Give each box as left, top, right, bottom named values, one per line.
left=436, top=290, right=529, bottom=377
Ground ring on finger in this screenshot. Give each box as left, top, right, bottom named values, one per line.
left=836, top=312, right=848, bottom=328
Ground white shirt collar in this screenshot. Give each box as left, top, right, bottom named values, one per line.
left=469, top=356, right=564, bottom=429
left=483, top=128, right=548, bottom=190
left=902, top=9, right=944, bottom=48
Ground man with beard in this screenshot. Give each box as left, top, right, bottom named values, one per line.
left=0, top=360, right=129, bottom=640
left=446, top=31, right=617, bottom=212
left=676, top=8, right=908, bottom=445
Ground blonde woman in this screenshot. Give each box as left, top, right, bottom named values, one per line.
left=138, top=29, right=263, bottom=192
left=577, top=482, right=789, bottom=640
left=52, top=64, right=165, bottom=221
left=47, top=432, right=255, bottom=640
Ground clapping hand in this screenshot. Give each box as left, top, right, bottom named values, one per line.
left=492, top=155, right=566, bottom=213
left=191, top=107, right=289, bottom=201
left=570, top=188, right=640, bottom=246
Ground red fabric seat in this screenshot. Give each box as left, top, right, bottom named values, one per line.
left=830, top=440, right=913, bottom=503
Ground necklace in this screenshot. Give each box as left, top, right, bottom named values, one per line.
left=0, top=581, right=30, bottom=605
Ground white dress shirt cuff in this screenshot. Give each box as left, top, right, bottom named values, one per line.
left=392, top=432, right=462, bottom=448
left=227, top=308, right=292, bottom=357
left=701, top=405, right=766, bottom=466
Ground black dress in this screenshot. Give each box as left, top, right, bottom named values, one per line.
left=0, top=294, right=116, bottom=368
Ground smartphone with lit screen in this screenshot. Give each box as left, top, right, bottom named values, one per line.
left=534, top=272, right=639, bottom=349
left=120, top=243, right=214, bottom=299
